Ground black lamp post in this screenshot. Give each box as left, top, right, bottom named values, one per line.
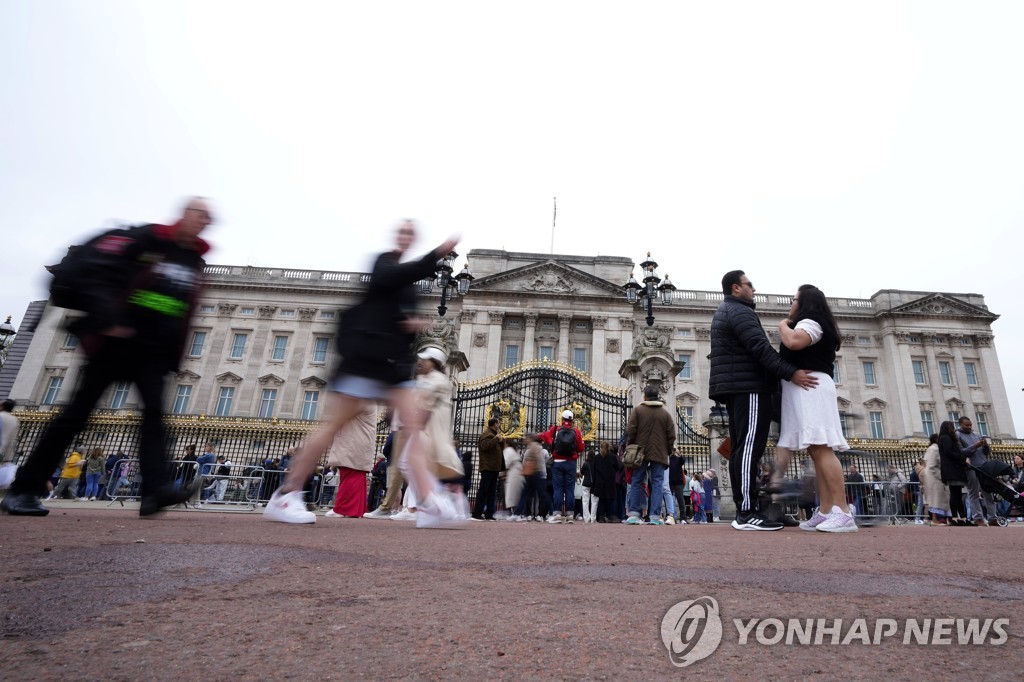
left=421, top=251, right=474, bottom=317
left=623, top=252, right=676, bottom=326
left=0, top=315, right=16, bottom=370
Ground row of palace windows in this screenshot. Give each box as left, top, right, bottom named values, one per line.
left=40, top=377, right=322, bottom=421
left=919, top=410, right=989, bottom=437
left=187, top=331, right=332, bottom=365
left=63, top=330, right=335, bottom=366
left=822, top=358, right=980, bottom=389
left=503, top=344, right=590, bottom=371
left=174, top=385, right=322, bottom=419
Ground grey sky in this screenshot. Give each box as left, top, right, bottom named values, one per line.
left=2, top=1, right=1021, bottom=435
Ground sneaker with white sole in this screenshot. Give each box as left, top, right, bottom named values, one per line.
left=263, top=490, right=316, bottom=524
left=731, top=511, right=783, bottom=531
left=816, top=510, right=858, bottom=533
left=546, top=514, right=564, bottom=524
left=324, top=510, right=342, bottom=517
left=363, top=508, right=394, bottom=520
left=625, top=516, right=645, bottom=525
left=665, top=516, right=676, bottom=525
left=390, top=509, right=417, bottom=521
left=416, top=493, right=467, bottom=529
left=799, top=510, right=828, bottom=531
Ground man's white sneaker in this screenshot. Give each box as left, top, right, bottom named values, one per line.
left=799, top=510, right=829, bottom=531
left=263, top=491, right=316, bottom=524
left=390, top=509, right=417, bottom=521
left=416, top=493, right=466, bottom=529
left=363, top=508, right=393, bottom=520
left=817, top=510, right=858, bottom=533
left=324, top=510, right=342, bottom=517
left=546, top=514, right=564, bottom=524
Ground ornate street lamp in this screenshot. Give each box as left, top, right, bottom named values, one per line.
left=420, top=251, right=474, bottom=317
left=623, top=252, right=676, bottom=326
left=0, top=315, right=16, bottom=370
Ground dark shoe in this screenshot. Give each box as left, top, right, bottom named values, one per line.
left=140, top=480, right=199, bottom=517
left=471, top=514, right=484, bottom=520
left=988, top=519, right=1000, bottom=527
left=1, top=493, right=50, bottom=516
left=731, top=511, right=783, bottom=531
left=973, top=519, right=986, bottom=527
left=779, top=514, right=801, bottom=527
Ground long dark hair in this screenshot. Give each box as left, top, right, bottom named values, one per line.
left=792, top=284, right=841, bottom=351
left=939, top=420, right=957, bottom=440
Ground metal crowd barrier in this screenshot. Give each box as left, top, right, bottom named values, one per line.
left=195, top=466, right=264, bottom=511
left=845, top=481, right=922, bottom=525
left=105, top=459, right=142, bottom=506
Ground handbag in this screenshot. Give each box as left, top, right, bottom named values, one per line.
left=623, top=443, right=644, bottom=468
left=716, top=437, right=732, bottom=461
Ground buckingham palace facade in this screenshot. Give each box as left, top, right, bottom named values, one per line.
left=4, top=248, right=1018, bottom=441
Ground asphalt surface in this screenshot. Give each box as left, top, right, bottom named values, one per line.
left=1, top=501, right=1022, bottom=681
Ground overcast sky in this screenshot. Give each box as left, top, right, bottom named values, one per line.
left=2, top=1, right=1022, bottom=435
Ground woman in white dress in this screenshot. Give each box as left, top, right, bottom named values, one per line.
left=776, top=285, right=856, bottom=533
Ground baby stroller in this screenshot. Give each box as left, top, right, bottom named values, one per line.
left=968, top=460, right=1024, bottom=527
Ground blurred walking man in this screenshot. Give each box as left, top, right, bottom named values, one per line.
left=1, top=198, right=213, bottom=517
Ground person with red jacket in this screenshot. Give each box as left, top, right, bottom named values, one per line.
left=2, top=198, right=213, bottom=517
left=540, top=409, right=584, bottom=523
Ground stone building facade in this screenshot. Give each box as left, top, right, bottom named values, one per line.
left=5, top=249, right=1017, bottom=441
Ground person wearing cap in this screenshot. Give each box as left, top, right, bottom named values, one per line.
left=397, top=346, right=466, bottom=523
left=264, top=220, right=462, bottom=528
left=2, top=198, right=213, bottom=517
left=539, top=409, right=584, bottom=523
left=624, top=385, right=676, bottom=525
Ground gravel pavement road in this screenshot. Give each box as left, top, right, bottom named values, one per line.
left=1, top=503, right=1021, bottom=681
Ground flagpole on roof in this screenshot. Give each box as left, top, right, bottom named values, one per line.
left=550, top=196, right=556, bottom=254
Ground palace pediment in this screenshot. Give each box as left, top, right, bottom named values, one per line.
left=889, top=293, right=998, bottom=321
left=471, top=260, right=624, bottom=298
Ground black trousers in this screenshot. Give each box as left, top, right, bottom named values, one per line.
left=725, top=392, right=772, bottom=514
left=12, top=338, right=173, bottom=499
left=948, top=484, right=967, bottom=520
left=473, top=470, right=500, bottom=518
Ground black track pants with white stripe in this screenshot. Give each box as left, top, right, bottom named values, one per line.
left=726, top=392, right=772, bottom=514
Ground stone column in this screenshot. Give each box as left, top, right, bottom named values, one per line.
left=882, top=330, right=917, bottom=437
left=974, top=334, right=1015, bottom=437
left=458, top=309, right=475, bottom=364
left=486, top=311, right=505, bottom=376
left=523, top=312, right=537, bottom=363
left=557, top=313, right=571, bottom=365
left=591, top=315, right=608, bottom=383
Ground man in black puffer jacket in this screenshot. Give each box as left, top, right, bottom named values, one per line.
left=710, top=270, right=818, bottom=531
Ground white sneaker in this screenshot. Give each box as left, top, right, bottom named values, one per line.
left=263, top=490, right=316, bottom=524
left=324, top=510, right=342, bottom=517
left=817, top=509, right=858, bottom=533
left=665, top=516, right=676, bottom=525
left=565, top=515, right=574, bottom=524
left=390, top=509, right=417, bottom=521
left=506, top=514, right=522, bottom=522
left=914, top=519, right=925, bottom=525
left=800, top=510, right=829, bottom=531
left=547, top=514, right=564, bottom=524
left=416, top=493, right=466, bottom=529
left=363, top=508, right=393, bottom=520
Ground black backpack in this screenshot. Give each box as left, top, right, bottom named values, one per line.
left=553, top=426, right=577, bottom=456
left=48, top=225, right=148, bottom=311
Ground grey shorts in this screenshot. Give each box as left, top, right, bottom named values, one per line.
left=330, top=375, right=415, bottom=400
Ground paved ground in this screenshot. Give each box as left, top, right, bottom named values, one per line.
left=1, top=501, right=1022, bottom=681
